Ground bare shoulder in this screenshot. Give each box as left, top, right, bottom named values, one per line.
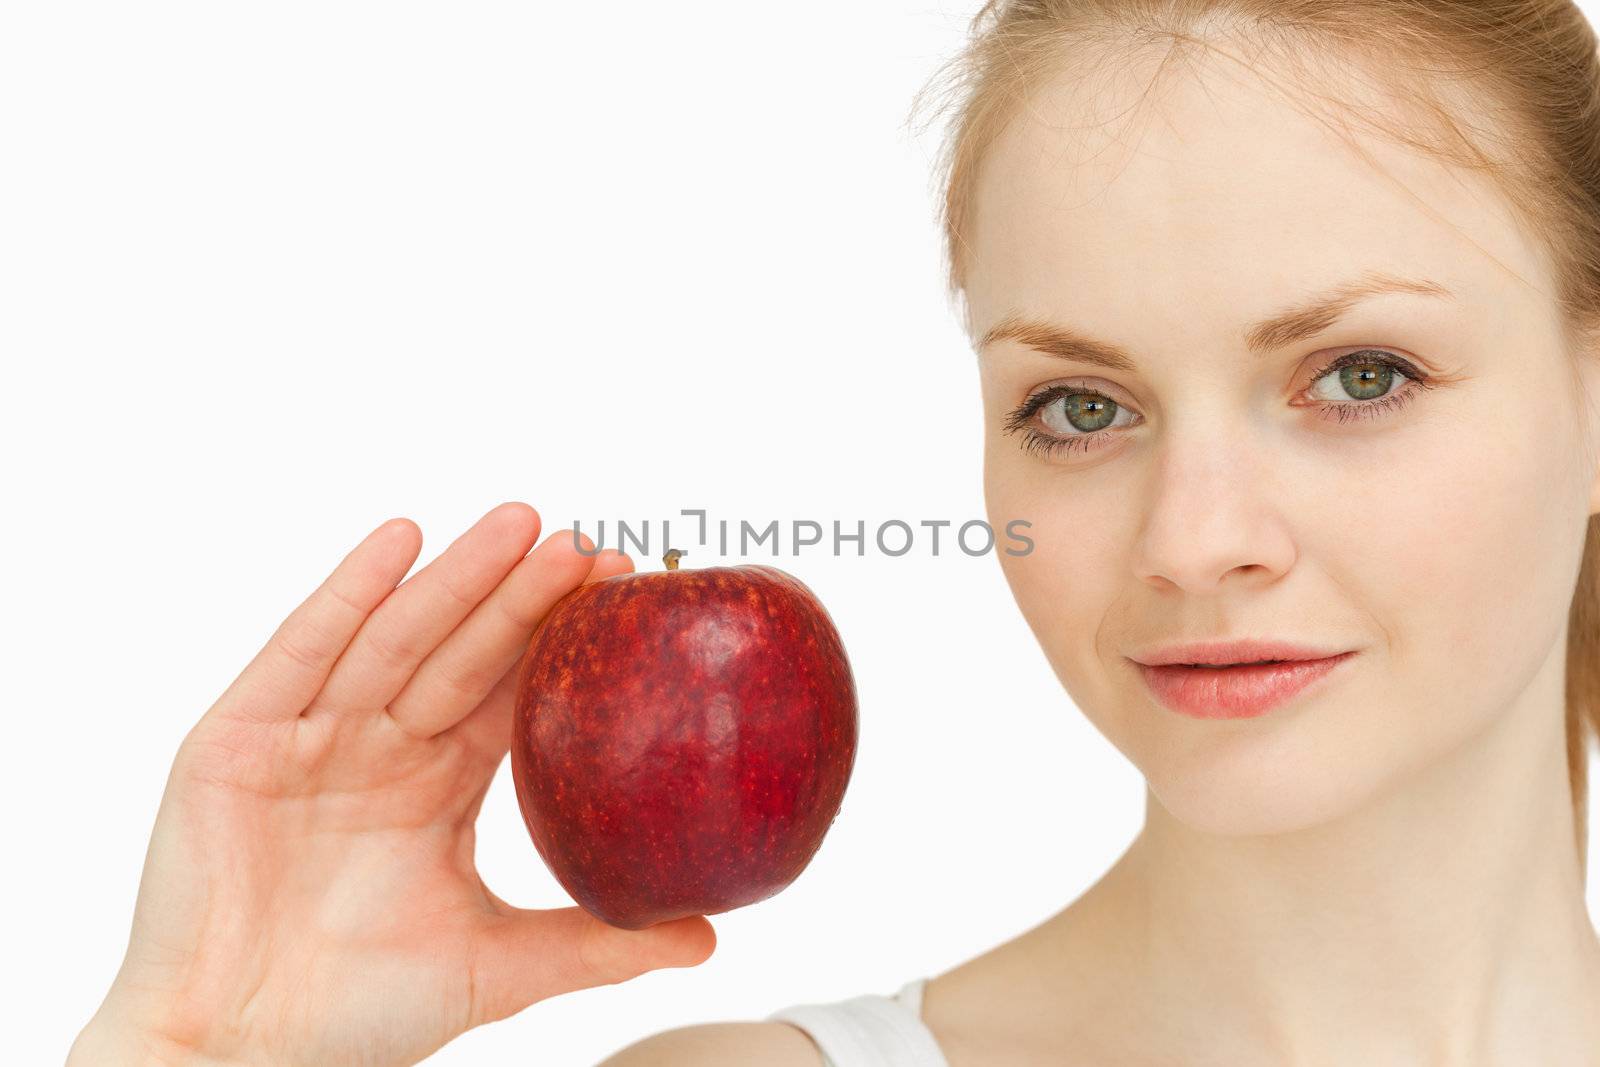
left=598, top=1019, right=827, bottom=1066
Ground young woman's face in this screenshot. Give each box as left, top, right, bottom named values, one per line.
left=968, top=48, right=1600, bottom=835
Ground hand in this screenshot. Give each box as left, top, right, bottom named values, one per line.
left=69, top=503, right=717, bottom=1067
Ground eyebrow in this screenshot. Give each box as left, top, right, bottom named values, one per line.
left=976, top=272, right=1455, bottom=370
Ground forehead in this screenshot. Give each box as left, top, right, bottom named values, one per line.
left=963, top=44, right=1552, bottom=345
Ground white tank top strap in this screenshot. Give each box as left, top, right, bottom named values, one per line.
left=765, top=977, right=951, bottom=1067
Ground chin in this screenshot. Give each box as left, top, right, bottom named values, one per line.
left=1105, top=686, right=1410, bottom=838
left=1143, top=755, right=1390, bottom=838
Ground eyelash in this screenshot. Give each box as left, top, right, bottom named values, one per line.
left=1001, top=349, right=1435, bottom=460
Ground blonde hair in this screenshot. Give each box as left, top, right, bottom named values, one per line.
left=910, top=0, right=1600, bottom=878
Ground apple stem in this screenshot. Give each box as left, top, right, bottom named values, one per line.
left=663, top=548, right=686, bottom=571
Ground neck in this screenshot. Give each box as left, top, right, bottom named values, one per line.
left=1119, top=644, right=1600, bottom=1064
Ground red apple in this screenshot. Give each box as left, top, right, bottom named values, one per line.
left=510, top=548, right=858, bottom=930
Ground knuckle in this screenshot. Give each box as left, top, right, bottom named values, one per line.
left=574, top=920, right=630, bottom=987
left=395, top=655, right=489, bottom=728
left=273, top=624, right=332, bottom=674
left=437, top=565, right=479, bottom=611
left=322, top=577, right=369, bottom=620
left=493, top=587, right=545, bottom=633
left=363, top=620, right=423, bottom=671
left=437, top=656, right=492, bottom=704
left=270, top=590, right=362, bottom=676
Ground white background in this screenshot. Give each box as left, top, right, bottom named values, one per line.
left=6, top=3, right=1598, bottom=1064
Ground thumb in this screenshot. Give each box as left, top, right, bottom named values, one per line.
left=469, top=905, right=717, bottom=1025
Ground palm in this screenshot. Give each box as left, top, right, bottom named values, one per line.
left=151, top=705, right=500, bottom=1064
left=100, top=505, right=716, bottom=1067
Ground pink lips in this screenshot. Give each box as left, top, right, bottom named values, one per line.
left=1135, top=652, right=1357, bottom=719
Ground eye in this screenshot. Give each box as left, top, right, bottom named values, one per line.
left=1000, top=348, right=1436, bottom=460
left=1000, top=385, right=1139, bottom=459
left=1301, top=348, right=1434, bottom=423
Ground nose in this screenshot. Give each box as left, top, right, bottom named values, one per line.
left=1129, top=435, right=1297, bottom=594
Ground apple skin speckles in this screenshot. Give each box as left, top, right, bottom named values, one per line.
left=510, top=561, right=858, bottom=930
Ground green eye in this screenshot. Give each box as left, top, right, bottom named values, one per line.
left=1310, top=354, right=1403, bottom=402
left=1040, top=393, right=1122, bottom=434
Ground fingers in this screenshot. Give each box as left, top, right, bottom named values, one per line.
left=467, top=905, right=716, bottom=1027
left=438, top=548, right=635, bottom=766
left=581, top=548, right=637, bottom=585
left=386, top=531, right=615, bottom=739
left=584, top=549, right=638, bottom=585
left=311, top=503, right=542, bottom=718
left=210, top=518, right=422, bottom=725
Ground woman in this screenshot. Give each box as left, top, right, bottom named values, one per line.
left=68, top=1, right=1600, bottom=1064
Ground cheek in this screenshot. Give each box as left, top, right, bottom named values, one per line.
left=1340, top=393, right=1582, bottom=723
left=984, top=437, right=1129, bottom=717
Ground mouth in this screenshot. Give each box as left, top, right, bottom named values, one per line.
left=1134, top=652, right=1357, bottom=719
left=1175, top=659, right=1289, bottom=668
left=1128, top=637, right=1353, bottom=669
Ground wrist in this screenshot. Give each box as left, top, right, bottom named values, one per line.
left=69, top=999, right=243, bottom=1067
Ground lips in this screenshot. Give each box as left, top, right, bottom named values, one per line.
left=1130, top=638, right=1351, bottom=668
left=1135, top=652, right=1357, bottom=719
